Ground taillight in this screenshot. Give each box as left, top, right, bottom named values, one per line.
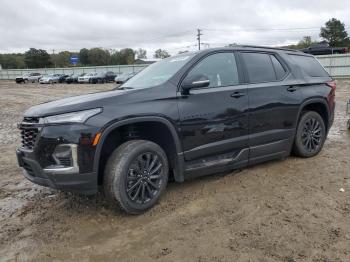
left=326, top=80, right=336, bottom=109
left=326, top=80, right=336, bottom=91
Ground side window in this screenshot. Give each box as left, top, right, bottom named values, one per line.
left=185, top=52, right=239, bottom=88
left=288, top=54, right=329, bottom=77
left=241, top=52, right=276, bottom=83
left=270, top=55, right=287, bottom=80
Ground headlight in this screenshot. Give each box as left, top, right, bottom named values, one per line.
left=43, top=108, right=102, bottom=124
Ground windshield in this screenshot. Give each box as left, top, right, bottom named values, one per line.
left=122, top=53, right=195, bottom=89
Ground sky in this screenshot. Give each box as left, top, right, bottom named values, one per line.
left=0, top=0, right=350, bottom=56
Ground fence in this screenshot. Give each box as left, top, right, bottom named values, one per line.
left=0, top=64, right=148, bottom=80
left=1, top=54, right=350, bottom=80
left=315, top=54, right=350, bottom=79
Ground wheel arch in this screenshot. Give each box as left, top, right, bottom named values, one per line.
left=93, top=116, right=185, bottom=184
left=297, top=98, right=330, bottom=130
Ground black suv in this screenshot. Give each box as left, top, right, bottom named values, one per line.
left=16, top=46, right=335, bottom=214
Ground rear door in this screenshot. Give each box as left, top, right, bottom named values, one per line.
left=239, top=51, right=303, bottom=164
left=177, top=52, right=249, bottom=168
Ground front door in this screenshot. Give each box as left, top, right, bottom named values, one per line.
left=177, top=52, right=249, bottom=167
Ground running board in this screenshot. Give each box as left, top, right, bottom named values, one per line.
left=184, top=148, right=249, bottom=179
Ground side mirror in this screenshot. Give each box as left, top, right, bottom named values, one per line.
left=181, top=74, right=210, bottom=94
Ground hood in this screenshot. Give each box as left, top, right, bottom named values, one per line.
left=24, top=89, right=135, bottom=117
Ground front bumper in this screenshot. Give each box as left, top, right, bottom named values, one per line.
left=16, top=148, right=97, bottom=194
left=40, top=79, right=51, bottom=84
left=78, top=78, right=90, bottom=83
left=17, top=122, right=100, bottom=194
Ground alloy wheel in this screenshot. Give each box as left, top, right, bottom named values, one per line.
left=301, top=118, right=323, bottom=152
left=125, top=152, right=163, bottom=204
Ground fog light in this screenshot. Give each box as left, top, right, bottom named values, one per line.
left=43, top=144, right=79, bottom=175
left=53, top=144, right=73, bottom=167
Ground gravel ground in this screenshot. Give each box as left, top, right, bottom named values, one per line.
left=0, top=80, right=349, bottom=262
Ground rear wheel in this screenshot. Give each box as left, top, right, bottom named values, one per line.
left=293, top=111, right=326, bottom=157
left=103, top=140, right=169, bottom=214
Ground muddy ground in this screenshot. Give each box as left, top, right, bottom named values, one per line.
left=0, top=80, right=349, bottom=262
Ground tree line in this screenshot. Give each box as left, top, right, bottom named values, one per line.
left=1, top=18, right=349, bottom=69
left=0, top=47, right=170, bottom=69
left=283, top=18, right=349, bottom=49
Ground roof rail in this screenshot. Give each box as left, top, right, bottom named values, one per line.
left=233, top=44, right=301, bottom=53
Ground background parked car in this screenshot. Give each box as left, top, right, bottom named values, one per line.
left=105, top=71, right=117, bottom=82
left=90, top=72, right=108, bottom=84
left=15, top=73, right=31, bottom=83
left=78, top=72, right=96, bottom=83
left=301, top=41, right=348, bottom=55
left=15, top=73, right=42, bottom=83
left=65, top=73, right=84, bottom=84
left=27, top=73, right=43, bottom=83
left=39, top=74, right=60, bottom=84
left=114, top=72, right=136, bottom=84
left=58, top=74, right=70, bottom=83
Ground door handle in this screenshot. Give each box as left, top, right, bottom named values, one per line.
left=231, top=92, right=246, bottom=98
left=287, top=86, right=298, bottom=92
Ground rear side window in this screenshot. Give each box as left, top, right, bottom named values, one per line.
left=241, top=52, right=277, bottom=83
left=288, top=54, right=329, bottom=77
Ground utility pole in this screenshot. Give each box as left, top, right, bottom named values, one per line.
left=52, top=49, right=56, bottom=68
left=197, top=29, right=202, bottom=50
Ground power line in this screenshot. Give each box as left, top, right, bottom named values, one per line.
left=203, top=25, right=350, bottom=33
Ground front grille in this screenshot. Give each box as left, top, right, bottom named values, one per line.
left=23, top=117, right=39, bottom=124
left=19, top=117, right=40, bottom=150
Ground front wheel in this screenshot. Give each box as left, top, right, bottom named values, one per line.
left=293, top=111, right=326, bottom=157
left=103, top=140, right=169, bottom=214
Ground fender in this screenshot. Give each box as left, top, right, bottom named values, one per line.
left=93, top=116, right=185, bottom=182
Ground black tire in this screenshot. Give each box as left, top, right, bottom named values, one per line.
left=293, top=111, right=326, bottom=157
left=103, top=140, right=169, bottom=214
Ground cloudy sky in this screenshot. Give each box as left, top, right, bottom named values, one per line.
left=1, top=0, right=349, bottom=55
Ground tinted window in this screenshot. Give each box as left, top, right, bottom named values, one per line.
left=270, top=55, right=286, bottom=79
left=185, top=52, right=239, bottom=88
left=241, top=52, right=276, bottom=83
left=288, top=54, right=329, bottom=77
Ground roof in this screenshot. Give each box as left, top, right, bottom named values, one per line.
left=197, top=45, right=302, bottom=54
